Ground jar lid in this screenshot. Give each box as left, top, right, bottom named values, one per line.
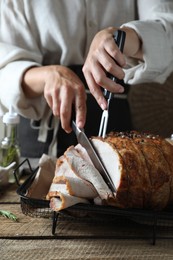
left=3, top=106, right=20, bottom=124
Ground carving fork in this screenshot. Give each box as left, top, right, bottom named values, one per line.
left=98, top=30, right=126, bottom=138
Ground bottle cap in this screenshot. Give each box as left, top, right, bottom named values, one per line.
left=3, top=106, right=20, bottom=125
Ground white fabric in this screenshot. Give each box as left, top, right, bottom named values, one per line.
left=0, top=0, right=173, bottom=155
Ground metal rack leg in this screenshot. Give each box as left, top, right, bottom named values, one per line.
left=52, top=211, right=59, bottom=235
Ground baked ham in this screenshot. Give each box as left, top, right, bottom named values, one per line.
left=47, top=131, right=173, bottom=211
left=91, top=132, right=173, bottom=210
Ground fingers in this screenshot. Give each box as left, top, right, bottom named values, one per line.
left=104, top=36, right=126, bottom=68
left=95, top=40, right=125, bottom=79
left=85, top=70, right=124, bottom=110
left=60, top=83, right=86, bottom=133
left=43, top=66, right=87, bottom=133
left=83, top=55, right=125, bottom=109
left=59, top=87, right=73, bottom=133
left=74, top=85, right=87, bottom=129
left=44, top=81, right=61, bottom=119
left=83, top=69, right=108, bottom=110
left=83, top=30, right=126, bottom=109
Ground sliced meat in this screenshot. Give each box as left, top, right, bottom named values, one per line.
left=64, top=146, right=114, bottom=202
left=50, top=193, right=89, bottom=211
left=47, top=147, right=98, bottom=201
left=28, top=154, right=56, bottom=199
left=75, top=143, right=94, bottom=165
left=55, top=155, right=76, bottom=178
left=48, top=175, right=98, bottom=199
left=91, top=137, right=129, bottom=208
left=47, top=131, right=173, bottom=212
left=46, top=183, right=67, bottom=200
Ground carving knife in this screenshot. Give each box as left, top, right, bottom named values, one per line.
left=72, top=120, right=116, bottom=193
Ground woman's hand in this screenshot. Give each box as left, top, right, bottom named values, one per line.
left=83, top=27, right=126, bottom=110
left=83, top=27, right=142, bottom=109
left=22, top=65, right=87, bottom=133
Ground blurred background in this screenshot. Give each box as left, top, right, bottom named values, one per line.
left=0, top=118, right=4, bottom=139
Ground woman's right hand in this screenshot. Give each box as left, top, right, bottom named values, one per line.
left=22, top=65, right=87, bottom=133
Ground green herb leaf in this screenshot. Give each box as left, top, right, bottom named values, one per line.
left=0, top=210, right=18, bottom=221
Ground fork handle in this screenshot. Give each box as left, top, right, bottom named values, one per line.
left=113, top=30, right=126, bottom=53
left=103, top=89, right=112, bottom=100
left=104, top=30, right=126, bottom=100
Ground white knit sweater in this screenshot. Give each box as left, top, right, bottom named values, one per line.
left=0, top=0, right=173, bottom=155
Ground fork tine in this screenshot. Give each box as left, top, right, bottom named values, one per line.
left=98, top=109, right=109, bottom=138
left=98, top=112, right=104, bottom=137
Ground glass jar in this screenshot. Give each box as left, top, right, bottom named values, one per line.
left=0, top=107, right=20, bottom=183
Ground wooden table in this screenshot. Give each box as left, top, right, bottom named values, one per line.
left=1, top=175, right=173, bottom=259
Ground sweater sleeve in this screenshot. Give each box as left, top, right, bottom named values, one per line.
left=122, top=1, right=173, bottom=85
left=0, top=43, right=48, bottom=118
left=0, top=0, right=47, bottom=118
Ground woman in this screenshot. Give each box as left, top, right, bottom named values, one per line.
left=0, top=0, right=173, bottom=157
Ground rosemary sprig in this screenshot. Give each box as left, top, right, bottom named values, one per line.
left=0, top=210, right=18, bottom=221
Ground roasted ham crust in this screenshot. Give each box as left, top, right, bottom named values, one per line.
left=91, top=131, right=173, bottom=210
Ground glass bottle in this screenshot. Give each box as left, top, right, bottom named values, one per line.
left=0, top=107, right=20, bottom=183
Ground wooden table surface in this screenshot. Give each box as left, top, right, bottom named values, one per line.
left=1, top=174, right=173, bottom=259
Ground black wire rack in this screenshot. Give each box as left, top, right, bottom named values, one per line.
left=15, top=159, right=173, bottom=245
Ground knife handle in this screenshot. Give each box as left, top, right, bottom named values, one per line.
left=104, top=30, right=126, bottom=101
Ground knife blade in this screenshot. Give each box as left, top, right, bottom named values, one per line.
left=72, top=120, right=116, bottom=193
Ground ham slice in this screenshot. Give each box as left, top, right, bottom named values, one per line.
left=50, top=193, right=89, bottom=212
left=47, top=147, right=99, bottom=208
left=64, top=146, right=114, bottom=201
left=47, top=144, right=115, bottom=211
left=47, top=175, right=98, bottom=199
left=75, top=143, right=94, bottom=165
left=91, top=137, right=129, bottom=208
left=54, top=155, right=75, bottom=178
left=27, top=154, right=56, bottom=199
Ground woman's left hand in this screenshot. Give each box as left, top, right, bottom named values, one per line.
left=82, top=27, right=126, bottom=110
